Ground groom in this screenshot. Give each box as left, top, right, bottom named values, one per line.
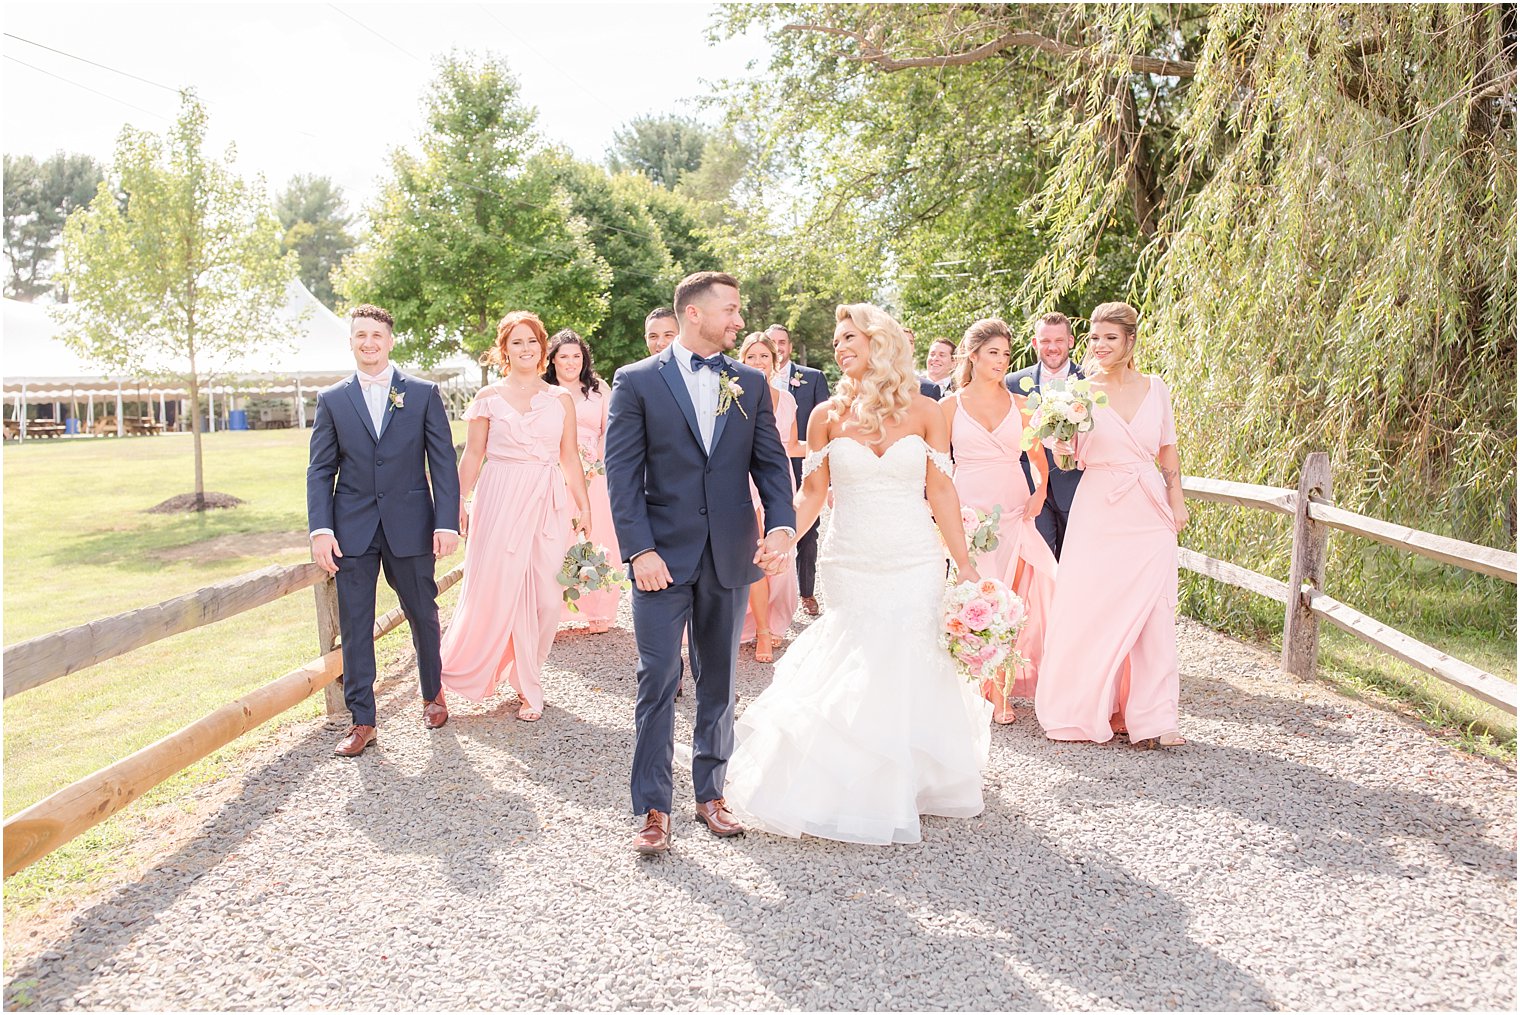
left=307, top=304, right=460, bottom=757
left=605, top=271, right=797, bottom=855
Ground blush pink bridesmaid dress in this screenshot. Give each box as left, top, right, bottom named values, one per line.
left=947, top=392, right=1057, bottom=703
left=559, top=385, right=623, bottom=627
left=440, top=387, right=574, bottom=711
left=742, top=387, right=801, bottom=643
left=1035, top=375, right=1181, bottom=743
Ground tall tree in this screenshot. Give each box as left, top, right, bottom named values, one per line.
left=58, top=92, right=298, bottom=509
left=3, top=152, right=104, bottom=300
left=275, top=174, right=354, bottom=309
left=336, top=52, right=609, bottom=369
left=607, top=115, right=714, bottom=189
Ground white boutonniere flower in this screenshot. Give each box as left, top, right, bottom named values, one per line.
left=388, top=389, right=405, bottom=411
left=789, top=373, right=803, bottom=388
left=716, top=374, right=748, bottom=418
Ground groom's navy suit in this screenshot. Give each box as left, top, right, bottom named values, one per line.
left=307, top=370, right=460, bottom=727
left=1006, top=360, right=1084, bottom=560
left=606, top=344, right=796, bottom=815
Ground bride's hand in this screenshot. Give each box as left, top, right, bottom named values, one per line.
left=957, top=561, right=982, bottom=584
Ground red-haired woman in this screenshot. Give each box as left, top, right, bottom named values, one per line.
left=440, top=311, right=590, bottom=721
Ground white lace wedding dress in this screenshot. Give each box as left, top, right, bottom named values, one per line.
left=724, top=435, right=993, bottom=845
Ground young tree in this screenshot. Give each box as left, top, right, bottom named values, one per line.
left=275, top=174, right=355, bottom=309
left=58, top=92, right=298, bottom=510
left=3, top=152, right=104, bottom=300
left=336, top=52, right=609, bottom=369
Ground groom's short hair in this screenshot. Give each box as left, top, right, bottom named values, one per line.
left=349, top=304, right=394, bottom=332
left=674, top=271, right=739, bottom=316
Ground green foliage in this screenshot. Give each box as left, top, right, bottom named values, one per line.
left=2, top=151, right=104, bottom=300
left=607, top=114, right=714, bottom=189
left=275, top=174, right=355, bottom=309
left=57, top=92, right=297, bottom=503
left=335, top=52, right=610, bottom=367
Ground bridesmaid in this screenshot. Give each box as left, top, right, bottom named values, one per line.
left=939, top=318, right=1056, bottom=725
left=738, top=332, right=803, bottom=663
left=1034, top=302, right=1190, bottom=748
left=544, top=328, right=622, bottom=634
left=441, top=311, right=591, bottom=722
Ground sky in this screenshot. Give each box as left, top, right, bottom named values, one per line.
left=1, top=0, right=773, bottom=212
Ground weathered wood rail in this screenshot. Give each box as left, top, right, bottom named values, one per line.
left=2, top=561, right=463, bottom=878
left=1178, top=451, right=1517, bottom=714
left=3, top=450, right=1514, bottom=878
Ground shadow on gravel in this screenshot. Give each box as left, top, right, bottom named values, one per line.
left=1177, top=672, right=1358, bottom=742
left=637, top=792, right=1275, bottom=1011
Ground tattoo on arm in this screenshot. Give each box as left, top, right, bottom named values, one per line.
left=1160, top=466, right=1179, bottom=490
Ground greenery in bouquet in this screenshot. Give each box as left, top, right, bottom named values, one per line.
left=1018, top=377, right=1108, bottom=470
left=558, top=539, right=629, bottom=612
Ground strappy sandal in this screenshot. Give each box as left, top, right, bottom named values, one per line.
left=517, top=702, right=542, bottom=722
left=1132, top=731, right=1186, bottom=749
left=754, top=630, right=774, bottom=664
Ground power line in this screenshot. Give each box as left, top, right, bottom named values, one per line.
left=474, top=4, right=621, bottom=119
left=3, top=54, right=171, bottom=122
left=3, top=32, right=184, bottom=94
left=327, top=4, right=425, bottom=64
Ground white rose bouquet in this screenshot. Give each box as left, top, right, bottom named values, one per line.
left=1018, top=377, right=1108, bottom=471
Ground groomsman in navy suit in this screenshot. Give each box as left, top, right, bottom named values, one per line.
left=307, top=304, right=461, bottom=756
left=766, top=324, right=831, bottom=615
left=1006, top=312, right=1083, bottom=559
left=917, top=337, right=957, bottom=399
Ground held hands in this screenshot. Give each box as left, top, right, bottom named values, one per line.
left=754, top=530, right=795, bottom=576
left=632, top=551, right=674, bottom=592
left=311, top=533, right=342, bottom=576
left=433, top=530, right=460, bottom=559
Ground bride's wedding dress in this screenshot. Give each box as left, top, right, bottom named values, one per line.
left=725, top=435, right=992, bottom=844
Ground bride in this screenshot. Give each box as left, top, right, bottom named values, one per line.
left=724, top=303, right=993, bottom=845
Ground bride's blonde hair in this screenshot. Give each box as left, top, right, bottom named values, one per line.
left=827, top=303, right=918, bottom=440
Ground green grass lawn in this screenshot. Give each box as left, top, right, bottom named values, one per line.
left=2, top=427, right=465, bottom=913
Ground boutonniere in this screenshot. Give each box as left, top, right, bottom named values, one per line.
left=790, top=373, right=804, bottom=388
left=388, top=388, right=405, bottom=412
left=716, top=373, right=748, bottom=418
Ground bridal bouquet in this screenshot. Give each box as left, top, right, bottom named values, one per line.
left=960, top=505, right=1003, bottom=558
left=940, top=578, right=1027, bottom=685
left=1018, top=377, right=1108, bottom=470
left=558, top=540, right=629, bottom=612
left=578, top=444, right=605, bottom=478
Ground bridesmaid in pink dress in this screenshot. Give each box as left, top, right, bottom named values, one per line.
left=441, top=311, right=591, bottom=722
left=738, top=332, right=802, bottom=663
left=1035, top=302, right=1190, bottom=748
left=939, top=318, right=1056, bottom=725
left=545, top=329, right=622, bottom=634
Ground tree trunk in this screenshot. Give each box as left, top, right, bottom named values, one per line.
left=187, top=325, right=205, bottom=511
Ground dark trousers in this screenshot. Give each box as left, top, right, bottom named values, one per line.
left=790, top=456, right=820, bottom=597
left=1022, top=447, right=1082, bottom=561
left=333, top=525, right=442, bottom=727
left=630, top=541, right=746, bottom=814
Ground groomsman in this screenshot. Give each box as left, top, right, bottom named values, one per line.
left=645, top=307, right=678, bottom=356
left=1006, top=312, right=1083, bottom=559
left=766, top=323, right=830, bottom=616
left=918, top=337, right=956, bottom=399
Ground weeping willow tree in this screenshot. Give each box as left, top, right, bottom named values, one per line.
left=721, top=2, right=1516, bottom=723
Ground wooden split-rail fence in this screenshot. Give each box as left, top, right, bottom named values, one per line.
left=2, top=451, right=1514, bottom=878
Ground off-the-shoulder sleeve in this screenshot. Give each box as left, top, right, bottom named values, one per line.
left=927, top=447, right=954, bottom=479
left=463, top=391, right=496, bottom=422
left=1156, top=377, right=1177, bottom=447
left=802, top=445, right=831, bottom=480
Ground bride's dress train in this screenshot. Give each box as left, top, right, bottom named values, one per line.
left=725, top=435, right=992, bottom=845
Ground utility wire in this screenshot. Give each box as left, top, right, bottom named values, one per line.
left=3, top=54, right=172, bottom=122
left=327, top=4, right=425, bottom=64
left=4, top=31, right=184, bottom=94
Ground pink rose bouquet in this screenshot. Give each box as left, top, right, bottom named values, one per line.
left=940, top=577, right=1027, bottom=684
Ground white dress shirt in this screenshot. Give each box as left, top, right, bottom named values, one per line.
left=670, top=338, right=720, bottom=452
left=770, top=360, right=793, bottom=393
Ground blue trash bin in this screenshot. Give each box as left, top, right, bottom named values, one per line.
left=228, top=410, right=249, bottom=431
left=65, top=418, right=80, bottom=434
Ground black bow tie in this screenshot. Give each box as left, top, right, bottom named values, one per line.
left=690, top=353, right=725, bottom=373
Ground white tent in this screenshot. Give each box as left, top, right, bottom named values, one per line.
left=2, top=281, right=474, bottom=437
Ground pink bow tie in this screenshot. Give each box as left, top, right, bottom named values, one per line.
left=358, top=373, right=388, bottom=390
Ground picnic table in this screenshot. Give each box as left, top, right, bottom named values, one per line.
left=6, top=419, right=67, bottom=439
left=125, top=417, right=165, bottom=435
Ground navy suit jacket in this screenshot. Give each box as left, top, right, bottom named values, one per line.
left=306, top=370, right=461, bottom=558
left=778, top=360, right=830, bottom=453
left=1006, top=361, right=1084, bottom=507
left=919, top=376, right=949, bottom=400
left=605, top=346, right=797, bottom=590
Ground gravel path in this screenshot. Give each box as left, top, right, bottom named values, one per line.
left=4, top=602, right=1514, bottom=1011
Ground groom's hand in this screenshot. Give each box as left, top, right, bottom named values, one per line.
left=433, top=530, right=460, bottom=559
left=755, top=530, right=794, bottom=576
left=311, top=533, right=342, bottom=576
left=631, top=550, right=673, bottom=592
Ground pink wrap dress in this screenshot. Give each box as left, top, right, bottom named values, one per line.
left=947, top=392, right=1057, bottom=700
left=1035, top=375, right=1181, bottom=742
left=559, top=385, right=623, bottom=626
left=742, top=387, right=800, bottom=643
left=440, top=387, right=574, bottom=711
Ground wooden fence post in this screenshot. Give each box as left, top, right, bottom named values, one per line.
left=314, top=578, right=347, bottom=729
left=1282, top=451, right=1332, bottom=678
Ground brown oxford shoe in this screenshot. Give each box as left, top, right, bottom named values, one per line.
left=423, top=693, right=448, bottom=730
left=801, top=596, right=821, bottom=616
left=633, top=809, right=671, bottom=856
left=334, top=724, right=377, bottom=757
left=694, top=798, right=745, bottom=838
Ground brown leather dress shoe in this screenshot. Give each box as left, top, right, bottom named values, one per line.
left=694, top=798, right=745, bottom=838
left=801, top=595, right=820, bottom=616
left=423, top=693, right=448, bottom=730
left=633, top=809, right=670, bottom=855
left=334, top=724, right=377, bottom=757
